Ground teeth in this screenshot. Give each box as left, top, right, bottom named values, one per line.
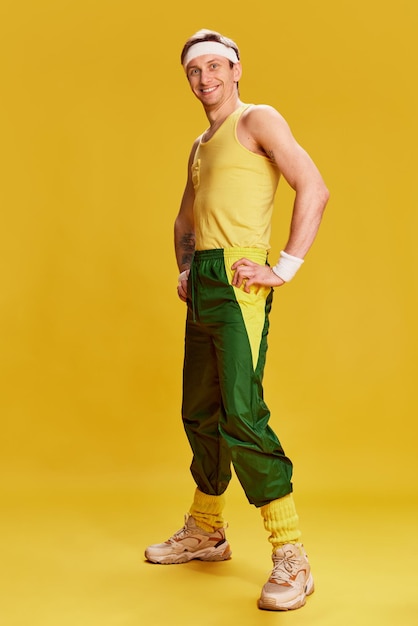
left=202, top=86, right=217, bottom=93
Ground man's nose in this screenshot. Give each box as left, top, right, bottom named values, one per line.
left=199, top=69, right=211, bottom=84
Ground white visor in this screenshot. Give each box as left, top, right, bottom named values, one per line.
left=183, top=41, right=239, bottom=69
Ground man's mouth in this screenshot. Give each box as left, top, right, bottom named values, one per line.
left=201, top=85, right=218, bottom=94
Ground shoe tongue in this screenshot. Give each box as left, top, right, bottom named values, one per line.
left=274, top=547, right=288, bottom=559
left=187, top=515, right=198, bottom=529
left=274, top=544, right=299, bottom=558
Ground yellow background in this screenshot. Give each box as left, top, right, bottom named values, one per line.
left=1, top=1, right=417, bottom=624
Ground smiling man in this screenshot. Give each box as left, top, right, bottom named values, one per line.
left=145, top=29, right=329, bottom=612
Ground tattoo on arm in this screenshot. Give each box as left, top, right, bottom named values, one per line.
left=180, top=232, right=195, bottom=267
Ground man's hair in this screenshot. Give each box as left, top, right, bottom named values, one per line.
left=180, top=29, right=240, bottom=66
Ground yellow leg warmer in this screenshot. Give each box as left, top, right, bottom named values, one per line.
left=260, top=493, right=302, bottom=550
left=189, top=488, right=226, bottom=532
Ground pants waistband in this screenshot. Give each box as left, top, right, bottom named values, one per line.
left=193, top=247, right=268, bottom=264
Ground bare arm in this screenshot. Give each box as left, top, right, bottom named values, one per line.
left=232, top=105, right=329, bottom=291
left=174, top=139, right=199, bottom=301
left=255, top=106, right=330, bottom=258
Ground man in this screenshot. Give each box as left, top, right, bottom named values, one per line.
left=145, top=29, right=329, bottom=612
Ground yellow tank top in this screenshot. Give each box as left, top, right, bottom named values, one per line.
left=191, top=103, right=280, bottom=251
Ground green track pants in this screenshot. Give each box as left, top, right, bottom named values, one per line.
left=182, top=248, right=293, bottom=508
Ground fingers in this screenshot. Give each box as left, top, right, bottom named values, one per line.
left=231, top=260, right=285, bottom=290
left=177, top=278, right=188, bottom=301
left=231, top=258, right=251, bottom=287
left=240, top=275, right=260, bottom=293
left=177, top=282, right=188, bottom=301
left=231, top=258, right=258, bottom=288
left=230, top=258, right=255, bottom=270
left=177, top=269, right=190, bottom=302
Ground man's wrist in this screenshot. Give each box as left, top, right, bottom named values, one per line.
left=271, top=250, right=304, bottom=282
left=178, top=269, right=190, bottom=282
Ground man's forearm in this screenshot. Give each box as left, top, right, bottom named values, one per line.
left=175, top=227, right=196, bottom=272
left=284, top=184, right=329, bottom=258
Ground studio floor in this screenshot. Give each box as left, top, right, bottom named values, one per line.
left=1, top=472, right=417, bottom=626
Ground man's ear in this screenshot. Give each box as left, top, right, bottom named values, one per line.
left=233, top=62, right=242, bottom=82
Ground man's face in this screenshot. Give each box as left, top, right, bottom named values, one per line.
left=185, top=55, right=242, bottom=108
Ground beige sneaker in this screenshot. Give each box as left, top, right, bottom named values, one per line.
left=145, top=514, right=232, bottom=565
left=258, top=543, right=314, bottom=610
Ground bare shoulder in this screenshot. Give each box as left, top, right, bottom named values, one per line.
left=238, top=104, right=294, bottom=157
left=241, top=103, right=289, bottom=130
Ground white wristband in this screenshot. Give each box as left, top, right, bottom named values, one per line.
left=271, top=251, right=304, bottom=282
left=178, top=270, right=189, bottom=283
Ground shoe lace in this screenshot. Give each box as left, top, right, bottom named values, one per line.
left=270, top=549, right=301, bottom=584
left=169, top=514, right=194, bottom=543
left=167, top=514, right=226, bottom=543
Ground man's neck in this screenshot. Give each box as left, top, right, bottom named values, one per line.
left=204, top=96, right=243, bottom=127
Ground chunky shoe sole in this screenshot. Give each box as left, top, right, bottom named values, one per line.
left=258, top=573, right=315, bottom=611
left=145, top=541, right=232, bottom=565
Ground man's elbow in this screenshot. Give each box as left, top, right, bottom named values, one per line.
left=319, top=182, right=330, bottom=212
